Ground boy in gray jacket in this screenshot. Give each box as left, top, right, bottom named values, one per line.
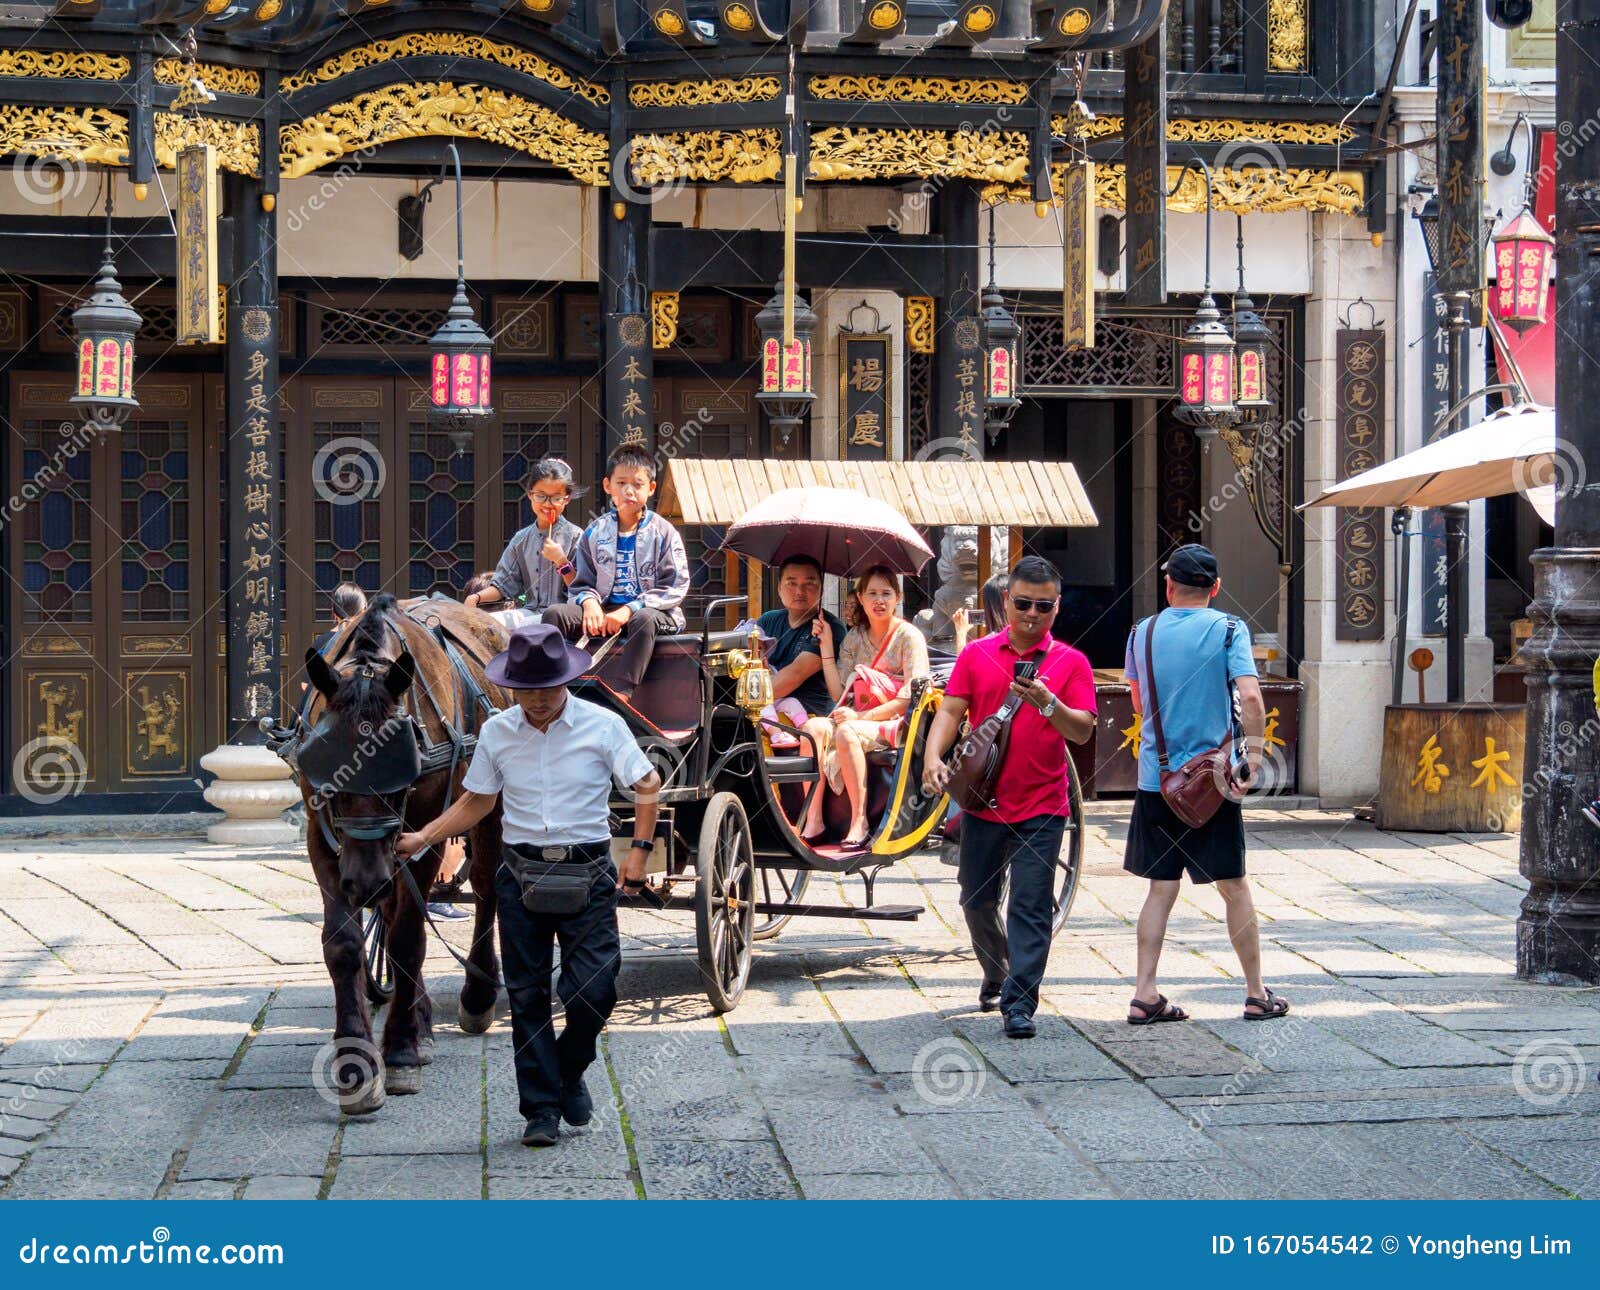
left=543, top=445, right=690, bottom=701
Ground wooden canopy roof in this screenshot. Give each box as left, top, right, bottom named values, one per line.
left=658, top=458, right=1097, bottom=529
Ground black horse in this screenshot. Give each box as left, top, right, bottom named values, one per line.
left=297, top=593, right=508, bottom=1114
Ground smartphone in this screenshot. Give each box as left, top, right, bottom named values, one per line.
left=1014, top=660, right=1038, bottom=682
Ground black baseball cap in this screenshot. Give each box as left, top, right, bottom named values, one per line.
left=1162, top=544, right=1219, bottom=588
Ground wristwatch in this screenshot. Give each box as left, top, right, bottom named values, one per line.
left=629, top=838, right=654, bottom=853
left=1038, top=697, right=1057, bottom=720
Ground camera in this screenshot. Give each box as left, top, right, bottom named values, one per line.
left=1486, top=0, right=1534, bottom=30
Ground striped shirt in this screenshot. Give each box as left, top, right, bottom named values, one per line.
left=490, top=516, right=582, bottom=611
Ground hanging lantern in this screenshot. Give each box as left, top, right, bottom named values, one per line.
left=70, top=241, right=142, bottom=435
left=1231, top=288, right=1271, bottom=413
left=1174, top=293, right=1237, bottom=439
left=980, top=280, right=1021, bottom=437
left=754, top=275, right=817, bottom=447
left=424, top=144, right=493, bottom=454
left=1489, top=206, right=1554, bottom=334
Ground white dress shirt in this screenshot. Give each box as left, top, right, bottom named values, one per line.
left=461, top=696, right=654, bottom=846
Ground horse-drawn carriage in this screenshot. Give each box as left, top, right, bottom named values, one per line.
left=268, top=459, right=1096, bottom=1108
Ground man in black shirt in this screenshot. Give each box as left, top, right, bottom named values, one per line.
left=756, top=556, right=848, bottom=717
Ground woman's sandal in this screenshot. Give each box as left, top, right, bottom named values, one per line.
left=619, top=877, right=667, bottom=910
left=1127, top=994, right=1189, bottom=1025
left=1242, top=988, right=1290, bottom=1020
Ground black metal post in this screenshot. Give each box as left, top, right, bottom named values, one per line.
left=222, top=172, right=280, bottom=746
left=1443, top=502, right=1468, bottom=703
left=1392, top=506, right=1410, bottom=706
left=1518, top=0, right=1600, bottom=983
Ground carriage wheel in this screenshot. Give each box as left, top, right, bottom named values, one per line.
left=694, top=792, right=756, bottom=1013
left=994, top=755, right=1086, bottom=938
left=751, top=865, right=811, bottom=941
left=362, top=907, right=395, bottom=1005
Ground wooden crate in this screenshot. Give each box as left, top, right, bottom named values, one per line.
left=1375, top=702, right=1527, bottom=833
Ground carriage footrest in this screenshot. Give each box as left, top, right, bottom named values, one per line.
left=753, top=900, right=922, bottom=921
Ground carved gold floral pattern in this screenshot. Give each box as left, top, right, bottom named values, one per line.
left=156, top=114, right=260, bottom=177
left=1268, top=0, right=1310, bottom=71
left=279, top=82, right=608, bottom=183
left=629, top=76, right=781, bottom=108
left=154, top=57, right=261, bottom=97
left=808, top=74, right=1028, bottom=106
left=991, top=162, right=1363, bottom=215
left=808, top=127, right=1029, bottom=183
left=0, top=50, right=128, bottom=80
left=1050, top=115, right=1354, bottom=145
left=0, top=106, right=127, bottom=167
left=279, top=34, right=607, bottom=104
left=905, top=296, right=935, bottom=354
left=629, top=130, right=782, bottom=185
left=651, top=292, right=680, bottom=349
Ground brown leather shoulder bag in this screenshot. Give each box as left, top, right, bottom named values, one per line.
left=1142, top=611, right=1240, bottom=829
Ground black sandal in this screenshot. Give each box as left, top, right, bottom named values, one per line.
left=1127, top=994, right=1189, bottom=1025
left=1243, top=988, right=1290, bottom=1020
left=619, top=877, right=667, bottom=909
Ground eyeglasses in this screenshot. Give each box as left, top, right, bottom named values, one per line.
left=1009, top=596, right=1058, bottom=615
left=529, top=492, right=570, bottom=507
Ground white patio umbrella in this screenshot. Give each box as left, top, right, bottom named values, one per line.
left=1301, top=402, right=1559, bottom=518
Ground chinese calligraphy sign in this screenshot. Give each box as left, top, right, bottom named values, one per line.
left=1336, top=328, right=1386, bottom=642
left=839, top=332, right=892, bottom=461
left=1063, top=160, right=1096, bottom=350
left=1121, top=23, right=1166, bottom=307
left=176, top=144, right=220, bottom=345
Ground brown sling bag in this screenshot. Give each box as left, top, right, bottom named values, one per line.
left=945, top=657, right=1040, bottom=813
left=1142, top=611, right=1240, bottom=829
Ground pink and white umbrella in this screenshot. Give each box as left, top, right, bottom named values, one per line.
left=721, top=487, right=934, bottom=576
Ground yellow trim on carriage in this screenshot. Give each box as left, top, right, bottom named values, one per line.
left=871, top=681, right=949, bottom=857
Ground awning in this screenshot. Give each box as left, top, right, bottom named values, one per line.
left=657, top=458, right=1098, bottom=528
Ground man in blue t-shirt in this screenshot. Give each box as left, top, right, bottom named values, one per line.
left=1120, top=543, right=1289, bottom=1028
left=757, top=556, right=847, bottom=717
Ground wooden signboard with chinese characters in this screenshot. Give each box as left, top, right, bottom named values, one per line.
left=176, top=143, right=220, bottom=345
left=1121, top=23, right=1166, bottom=307
left=1334, top=328, right=1385, bottom=641
left=1434, top=0, right=1484, bottom=296
left=1062, top=160, right=1096, bottom=350
left=839, top=332, right=892, bottom=461
left=1419, top=274, right=1451, bottom=636
left=1376, top=702, right=1526, bottom=832
left=606, top=312, right=652, bottom=450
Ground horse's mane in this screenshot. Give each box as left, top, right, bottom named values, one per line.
left=335, top=593, right=406, bottom=727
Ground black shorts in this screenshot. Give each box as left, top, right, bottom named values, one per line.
left=1123, top=790, right=1246, bottom=884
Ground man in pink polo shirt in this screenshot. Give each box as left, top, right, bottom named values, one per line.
left=923, top=556, right=1097, bottom=1038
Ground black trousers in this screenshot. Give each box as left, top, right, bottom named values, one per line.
left=493, top=849, right=620, bottom=1119
left=957, top=812, right=1066, bottom=1019
left=543, top=601, right=665, bottom=696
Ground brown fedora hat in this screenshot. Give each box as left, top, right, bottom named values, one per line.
left=485, top=623, right=592, bottom=690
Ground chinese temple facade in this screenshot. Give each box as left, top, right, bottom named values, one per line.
left=0, top=0, right=1399, bottom=812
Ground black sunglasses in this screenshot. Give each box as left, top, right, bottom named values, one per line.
left=1009, top=595, right=1059, bottom=615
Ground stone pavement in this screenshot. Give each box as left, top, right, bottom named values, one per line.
left=0, top=804, right=1597, bottom=1201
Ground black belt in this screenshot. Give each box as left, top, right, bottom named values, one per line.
left=512, top=841, right=611, bottom=862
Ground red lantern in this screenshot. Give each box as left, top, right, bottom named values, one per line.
left=1174, top=293, right=1237, bottom=438
left=1489, top=206, right=1554, bottom=334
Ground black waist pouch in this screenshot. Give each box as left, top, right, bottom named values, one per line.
left=506, top=843, right=605, bottom=916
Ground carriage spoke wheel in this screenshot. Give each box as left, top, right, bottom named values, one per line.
left=695, top=793, right=756, bottom=1013
left=751, top=865, right=811, bottom=941
left=993, top=755, right=1086, bottom=938
left=362, top=907, right=395, bottom=1005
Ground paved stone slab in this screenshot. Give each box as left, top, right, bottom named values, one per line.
left=180, top=1089, right=337, bottom=1180
left=241, top=1175, right=322, bottom=1200
left=166, top=1179, right=237, bottom=1200
left=634, top=1139, right=796, bottom=1200
left=797, top=1172, right=959, bottom=1199
left=327, top=1153, right=482, bottom=1200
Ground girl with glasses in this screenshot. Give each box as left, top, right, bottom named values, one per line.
left=467, top=458, right=584, bottom=618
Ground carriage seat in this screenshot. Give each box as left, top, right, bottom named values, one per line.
left=655, top=629, right=750, bottom=655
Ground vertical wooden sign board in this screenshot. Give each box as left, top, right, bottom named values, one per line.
left=839, top=332, right=892, bottom=461
left=176, top=143, right=220, bottom=345
left=1435, top=0, right=1484, bottom=296
left=1063, top=160, right=1097, bottom=350
left=1122, top=24, right=1166, bottom=307
left=1419, top=273, right=1451, bottom=636
left=1335, top=328, right=1386, bottom=642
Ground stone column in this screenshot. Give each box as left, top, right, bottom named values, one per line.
left=1517, top=0, right=1600, bottom=983
left=200, top=172, right=299, bottom=846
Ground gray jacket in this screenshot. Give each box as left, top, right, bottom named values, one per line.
left=491, top=516, right=582, bottom=610
left=570, top=508, right=690, bottom=631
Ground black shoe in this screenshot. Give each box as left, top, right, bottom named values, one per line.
left=560, top=1077, right=593, bottom=1128
left=1003, top=1012, right=1036, bottom=1039
left=521, top=1111, right=560, bottom=1147
left=978, top=983, right=1002, bottom=1012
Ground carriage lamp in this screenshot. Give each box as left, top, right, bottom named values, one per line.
left=1231, top=214, right=1271, bottom=414
left=425, top=142, right=493, bottom=453
left=754, top=275, right=817, bottom=449
left=723, top=645, right=776, bottom=714
left=1170, top=159, right=1237, bottom=440
left=980, top=205, right=1021, bottom=441
left=71, top=193, right=142, bottom=436
left=1489, top=206, right=1554, bottom=334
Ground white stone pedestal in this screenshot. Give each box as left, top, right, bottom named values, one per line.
left=199, top=743, right=302, bottom=847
